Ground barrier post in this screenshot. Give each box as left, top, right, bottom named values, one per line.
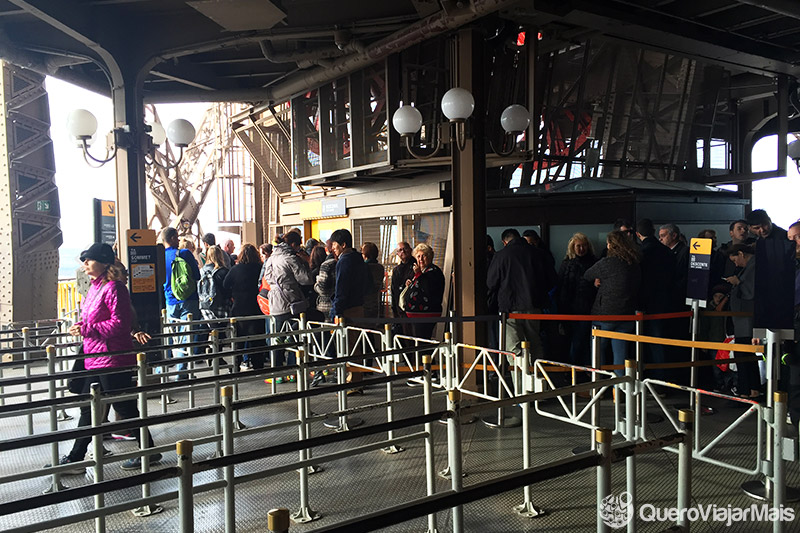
left=159, top=309, right=174, bottom=411
left=596, top=428, right=612, bottom=533
left=624, top=359, right=636, bottom=533
left=515, top=341, right=543, bottom=518
left=291, top=348, right=319, bottom=523
left=187, top=313, right=196, bottom=408
left=335, top=317, right=351, bottom=431
left=22, top=327, right=33, bottom=435
left=229, top=318, right=245, bottom=430
left=91, top=383, right=105, bottom=533
left=484, top=312, right=521, bottom=429
left=677, top=409, right=693, bottom=531
left=56, top=320, right=72, bottom=421
left=591, top=327, right=600, bottom=451
left=689, top=300, right=700, bottom=391
left=268, top=508, right=290, bottom=533
left=447, top=390, right=464, bottom=533
left=177, top=440, right=195, bottom=533
left=221, top=386, right=235, bottom=533
left=774, top=392, right=788, bottom=533
left=210, top=329, right=223, bottom=457
left=444, top=331, right=454, bottom=391
left=133, top=352, right=162, bottom=517
left=45, top=346, right=65, bottom=493
left=383, top=323, right=403, bottom=454
left=422, top=354, right=438, bottom=532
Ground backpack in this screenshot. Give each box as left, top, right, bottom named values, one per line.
left=198, top=267, right=216, bottom=310
left=170, top=254, right=196, bottom=301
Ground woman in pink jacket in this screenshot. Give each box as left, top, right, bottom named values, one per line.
left=52, top=243, right=159, bottom=474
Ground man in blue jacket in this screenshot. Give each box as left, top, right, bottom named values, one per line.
left=160, top=227, right=201, bottom=380
left=330, top=228, right=369, bottom=391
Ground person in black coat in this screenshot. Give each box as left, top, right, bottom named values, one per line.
left=636, top=219, right=676, bottom=380
left=488, top=228, right=557, bottom=363
left=556, top=232, right=597, bottom=366
left=223, top=243, right=265, bottom=369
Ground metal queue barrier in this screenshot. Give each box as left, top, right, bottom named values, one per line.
left=0, top=308, right=794, bottom=533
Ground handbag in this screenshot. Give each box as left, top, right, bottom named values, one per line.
left=398, top=283, right=411, bottom=312
left=67, top=355, right=86, bottom=394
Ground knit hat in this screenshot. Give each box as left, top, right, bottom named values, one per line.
left=79, top=242, right=115, bottom=264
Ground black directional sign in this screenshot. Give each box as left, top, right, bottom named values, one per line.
left=687, top=237, right=712, bottom=304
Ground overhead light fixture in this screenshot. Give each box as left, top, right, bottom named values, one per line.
left=67, top=109, right=196, bottom=169
left=392, top=88, right=529, bottom=159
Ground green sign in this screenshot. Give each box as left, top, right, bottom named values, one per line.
left=36, top=200, right=50, bottom=212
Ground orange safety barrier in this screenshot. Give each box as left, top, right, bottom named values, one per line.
left=507, top=311, right=692, bottom=322
left=592, top=329, right=764, bottom=354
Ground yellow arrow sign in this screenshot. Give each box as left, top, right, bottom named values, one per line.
left=690, top=238, right=712, bottom=256
left=101, top=200, right=115, bottom=217
left=126, top=229, right=156, bottom=247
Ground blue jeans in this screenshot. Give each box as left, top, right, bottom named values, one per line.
left=593, top=321, right=634, bottom=376
left=165, top=299, right=202, bottom=377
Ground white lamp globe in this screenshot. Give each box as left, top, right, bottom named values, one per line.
left=392, top=105, right=423, bottom=135
left=66, top=109, right=98, bottom=139
left=166, top=119, right=195, bottom=147
left=500, top=104, right=530, bottom=133
left=148, top=121, right=167, bottom=146
left=441, top=88, right=474, bottom=121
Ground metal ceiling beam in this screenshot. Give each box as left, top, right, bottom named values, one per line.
left=734, top=0, right=800, bottom=22
left=262, top=0, right=522, bottom=105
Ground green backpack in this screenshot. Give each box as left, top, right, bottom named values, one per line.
left=170, top=254, right=196, bottom=301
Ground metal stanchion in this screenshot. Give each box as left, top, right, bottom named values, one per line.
left=573, top=327, right=601, bottom=455
left=210, top=330, right=223, bottom=458
left=514, top=341, right=544, bottom=518
left=221, top=386, right=235, bottom=533
left=774, top=392, right=787, bottom=533
left=91, top=383, right=105, bottom=533
left=229, top=318, right=246, bottom=430
left=596, top=428, right=612, bottom=533
left=22, top=327, right=33, bottom=435
left=324, top=317, right=363, bottom=430
left=159, top=310, right=176, bottom=409
left=743, top=329, right=800, bottom=502
left=133, top=353, right=162, bottom=517
left=637, top=313, right=664, bottom=425
left=421, top=354, right=439, bottom=533
left=676, top=409, right=693, bottom=531
left=268, top=508, right=290, bottom=533
left=56, top=319, right=72, bottom=421
left=291, top=348, right=320, bottom=523
left=177, top=440, right=195, bottom=533
left=187, top=312, right=196, bottom=408
left=383, top=324, right=403, bottom=454
left=624, top=359, right=636, bottom=533
left=44, top=346, right=66, bottom=494
left=448, top=390, right=464, bottom=533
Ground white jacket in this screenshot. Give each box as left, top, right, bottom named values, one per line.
left=264, top=243, right=313, bottom=315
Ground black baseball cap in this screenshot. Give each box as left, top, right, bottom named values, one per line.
left=79, top=242, right=115, bottom=264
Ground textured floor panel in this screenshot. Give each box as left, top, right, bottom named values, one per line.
left=0, top=369, right=798, bottom=532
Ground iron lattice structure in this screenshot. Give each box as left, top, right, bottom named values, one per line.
left=0, top=61, right=61, bottom=324
left=146, top=103, right=254, bottom=239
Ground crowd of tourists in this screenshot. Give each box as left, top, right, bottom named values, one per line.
left=55, top=207, right=799, bottom=473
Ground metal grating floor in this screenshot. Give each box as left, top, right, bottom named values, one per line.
left=1, top=372, right=798, bottom=533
